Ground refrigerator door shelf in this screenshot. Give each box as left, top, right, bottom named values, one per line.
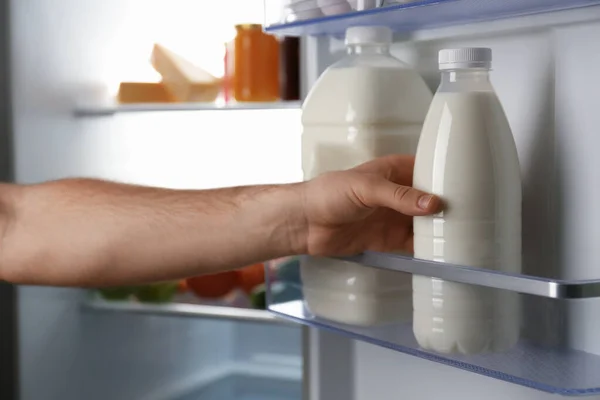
left=343, top=251, right=600, bottom=299
left=266, top=255, right=600, bottom=396
left=264, top=0, right=600, bottom=36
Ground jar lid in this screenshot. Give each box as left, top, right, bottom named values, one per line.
left=235, top=24, right=263, bottom=30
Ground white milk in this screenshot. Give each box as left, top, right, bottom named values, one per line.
left=413, top=48, right=522, bottom=354
left=301, top=26, right=432, bottom=326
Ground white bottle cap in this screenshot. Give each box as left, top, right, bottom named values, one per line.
left=345, top=26, right=392, bottom=46
left=438, top=48, right=492, bottom=70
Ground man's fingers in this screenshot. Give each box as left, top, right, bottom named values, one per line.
left=358, top=176, right=442, bottom=216
left=353, top=155, right=415, bottom=186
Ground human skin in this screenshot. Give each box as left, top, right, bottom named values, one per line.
left=0, top=155, right=440, bottom=287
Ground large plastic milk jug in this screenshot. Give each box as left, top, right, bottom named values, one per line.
left=301, top=26, right=433, bottom=326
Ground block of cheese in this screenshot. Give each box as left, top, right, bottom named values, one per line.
left=117, top=82, right=175, bottom=104
left=151, top=44, right=222, bottom=102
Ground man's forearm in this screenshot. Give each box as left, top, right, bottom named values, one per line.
left=0, top=179, right=307, bottom=287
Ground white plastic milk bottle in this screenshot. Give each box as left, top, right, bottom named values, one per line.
left=301, top=26, right=433, bottom=326
left=412, top=48, right=522, bottom=354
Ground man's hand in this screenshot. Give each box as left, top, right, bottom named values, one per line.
left=0, top=155, right=440, bottom=287
left=300, top=155, right=441, bottom=257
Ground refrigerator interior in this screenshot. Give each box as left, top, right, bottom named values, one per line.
left=10, top=0, right=303, bottom=399
left=273, top=3, right=600, bottom=400
left=11, top=0, right=600, bottom=398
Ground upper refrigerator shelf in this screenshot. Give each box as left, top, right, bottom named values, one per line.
left=264, top=0, right=600, bottom=36
left=74, top=101, right=301, bottom=117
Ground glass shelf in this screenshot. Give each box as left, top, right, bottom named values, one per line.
left=73, top=101, right=302, bottom=117
left=342, top=251, right=600, bottom=299
left=264, top=0, right=600, bottom=36
left=173, top=372, right=302, bottom=400
left=266, top=254, right=600, bottom=396
left=84, top=296, right=292, bottom=325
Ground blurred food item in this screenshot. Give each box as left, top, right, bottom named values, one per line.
left=177, top=279, right=188, bottom=293
left=236, top=263, right=266, bottom=294
left=151, top=44, right=222, bottom=102
left=135, top=282, right=178, bottom=303
left=233, top=24, right=279, bottom=102
left=187, top=271, right=238, bottom=299
left=317, top=0, right=352, bottom=15
left=250, top=284, right=267, bottom=309
left=280, top=37, right=301, bottom=101
left=284, top=0, right=324, bottom=22
left=117, top=82, right=175, bottom=104
left=348, top=0, right=379, bottom=11
left=98, top=286, right=137, bottom=301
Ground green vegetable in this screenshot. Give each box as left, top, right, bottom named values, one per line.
left=250, top=284, right=267, bottom=309
left=98, top=287, right=137, bottom=301
left=135, top=282, right=178, bottom=303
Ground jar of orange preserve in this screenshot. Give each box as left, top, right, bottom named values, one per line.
left=234, top=24, right=280, bottom=102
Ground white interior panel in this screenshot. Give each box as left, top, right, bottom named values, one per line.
left=234, top=322, right=302, bottom=364
left=554, top=21, right=600, bottom=356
